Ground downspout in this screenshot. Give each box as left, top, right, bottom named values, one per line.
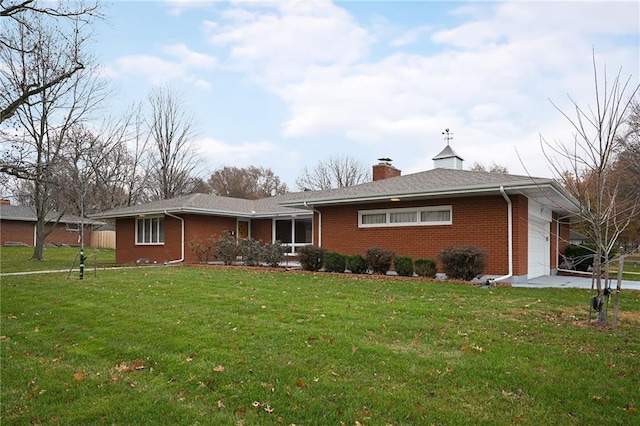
left=492, top=186, right=513, bottom=283
left=164, top=211, right=184, bottom=265
left=304, top=202, right=321, bottom=247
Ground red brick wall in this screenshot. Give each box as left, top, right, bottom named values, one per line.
left=551, top=214, right=571, bottom=268
left=372, top=164, right=401, bottom=181
left=1, top=220, right=93, bottom=247
left=251, top=218, right=272, bottom=243
left=512, top=195, right=529, bottom=276
left=115, top=214, right=239, bottom=264
left=316, top=194, right=529, bottom=276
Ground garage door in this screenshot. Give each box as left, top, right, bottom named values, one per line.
left=528, top=217, right=550, bottom=279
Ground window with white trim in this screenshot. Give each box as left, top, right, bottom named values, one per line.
left=136, top=216, right=165, bottom=244
left=274, top=218, right=312, bottom=254
left=358, top=206, right=452, bottom=228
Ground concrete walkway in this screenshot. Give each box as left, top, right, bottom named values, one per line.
left=515, top=275, right=640, bottom=290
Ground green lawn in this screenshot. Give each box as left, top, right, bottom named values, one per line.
left=2, top=265, right=639, bottom=425
left=0, top=246, right=115, bottom=274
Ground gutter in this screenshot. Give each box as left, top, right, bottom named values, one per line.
left=164, top=211, right=184, bottom=264
left=491, top=186, right=513, bottom=283
left=304, top=201, right=321, bottom=247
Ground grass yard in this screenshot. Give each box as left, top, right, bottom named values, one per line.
left=1, top=266, right=639, bottom=425
left=0, top=246, right=116, bottom=274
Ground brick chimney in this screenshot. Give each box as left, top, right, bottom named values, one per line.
left=0, top=199, right=10, bottom=205
left=373, top=158, right=401, bottom=181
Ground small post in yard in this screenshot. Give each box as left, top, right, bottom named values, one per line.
left=79, top=248, right=85, bottom=280
left=611, top=254, right=624, bottom=329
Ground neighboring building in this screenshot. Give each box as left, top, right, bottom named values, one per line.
left=91, top=145, right=579, bottom=283
left=0, top=201, right=101, bottom=247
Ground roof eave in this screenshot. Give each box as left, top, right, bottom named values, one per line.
left=281, top=181, right=581, bottom=215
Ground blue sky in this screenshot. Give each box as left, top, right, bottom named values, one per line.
left=95, top=0, right=640, bottom=189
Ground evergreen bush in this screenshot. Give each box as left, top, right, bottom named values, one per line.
left=394, top=255, right=414, bottom=277
left=438, top=246, right=487, bottom=280
left=323, top=251, right=347, bottom=273
left=347, top=254, right=367, bottom=274
left=563, top=244, right=616, bottom=272
left=414, top=258, right=437, bottom=278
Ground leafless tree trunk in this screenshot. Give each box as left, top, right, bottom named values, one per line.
left=0, top=0, right=101, bottom=123
left=0, top=6, right=107, bottom=260
left=146, top=86, right=201, bottom=200
left=541, top=54, right=639, bottom=324
left=296, top=155, right=370, bottom=191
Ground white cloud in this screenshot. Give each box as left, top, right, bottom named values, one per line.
left=195, top=137, right=277, bottom=164
left=204, top=0, right=371, bottom=86
left=110, top=44, right=217, bottom=88
left=390, top=25, right=432, bottom=47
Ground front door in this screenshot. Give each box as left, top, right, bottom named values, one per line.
left=237, top=220, right=249, bottom=239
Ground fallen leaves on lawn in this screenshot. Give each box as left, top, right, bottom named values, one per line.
left=213, top=365, right=225, bottom=372
left=296, top=377, right=306, bottom=388
left=114, top=359, right=145, bottom=373
left=73, top=371, right=86, bottom=381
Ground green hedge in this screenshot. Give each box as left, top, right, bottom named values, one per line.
left=347, top=254, right=367, bottom=274
left=415, top=258, right=437, bottom=278
left=394, top=255, right=414, bottom=277
left=324, top=251, right=347, bottom=273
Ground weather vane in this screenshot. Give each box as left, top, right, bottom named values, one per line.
left=442, top=128, right=453, bottom=146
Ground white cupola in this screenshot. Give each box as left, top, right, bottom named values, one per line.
left=433, top=129, right=464, bottom=169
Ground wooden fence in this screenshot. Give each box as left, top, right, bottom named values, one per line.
left=91, top=230, right=115, bottom=249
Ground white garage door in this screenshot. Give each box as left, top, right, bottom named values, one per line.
left=528, top=216, right=551, bottom=279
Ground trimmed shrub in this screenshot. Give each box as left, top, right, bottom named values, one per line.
left=394, top=255, right=414, bottom=277
left=414, top=258, right=437, bottom=278
left=188, top=235, right=216, bottom=263
left=238, top=238, right=264, bottom=266
left=347, top=254, right=367, bottom=274
left=263, top=241, right=286, bottom=267
left=215, top=234, right=237, bottom=265
left=298, top=245, right=324, bottom=271
left=324, top=251, right=347, bottom=273
left=563, top=243, right=617, bottom=272
left=365, top=247, right=395, bottom=275
left=438, top=246, right=487, bottom=281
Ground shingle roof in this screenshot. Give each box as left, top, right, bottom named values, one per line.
left=433, top=145, right=464, bottom=160
left=0, top=204, right=104, bottom=225
left=90, top=192, right=312, bottom=219
left=279, top=168, right=580, bottom=214
left=89, top=168, right=580, bottom=219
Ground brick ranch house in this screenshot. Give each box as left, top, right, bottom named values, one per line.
left=0, top=201, right=102, bottom=247
left=91, top=145, right=579, bottom=283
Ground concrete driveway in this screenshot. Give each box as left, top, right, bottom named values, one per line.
left=515, top=275, right=640, bottom=290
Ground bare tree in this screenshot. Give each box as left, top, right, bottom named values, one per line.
left=146, top=86, right=201, bottom=200
left=0, top=0, right=101, bottom=123
left=208, top=166, right=288, bottom=199
left=469, top=162, right=508, bottom=174
left=541, top=56, right=640, bottom=324
left=0, top=6, right=107, bottom=260
left=296, top=155, right=370, bottom=191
